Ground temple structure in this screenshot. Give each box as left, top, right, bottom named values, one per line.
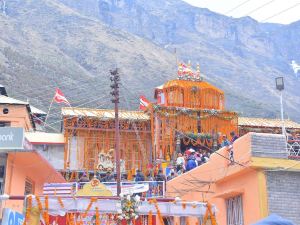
left=61, top=64, right=238, bottom=177
left=151, top=78, right=238, bottom=161
left=62, top=108, right=151, bottom=177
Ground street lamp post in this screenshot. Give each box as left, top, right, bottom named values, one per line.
left=275, top=77, right=285, bottom=136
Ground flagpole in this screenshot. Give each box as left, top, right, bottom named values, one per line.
left=43, top=97, right=55, bottom=128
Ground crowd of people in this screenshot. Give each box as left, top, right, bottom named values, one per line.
left=174, top=149, right=211, bottom=176
left=78, top=131, right=240, bottom=183
left=170, top=131, right=239, bottom=180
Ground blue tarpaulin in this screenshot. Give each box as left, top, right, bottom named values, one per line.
left=252, top=214, right=295, bottom=225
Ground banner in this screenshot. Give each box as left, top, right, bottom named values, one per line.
left=107, top=182, right=149, bottom=195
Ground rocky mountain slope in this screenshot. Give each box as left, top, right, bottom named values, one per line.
left=58, top=0, right=300, bottom=121
left=0, top=0, right=176, bottom=129
left=0, top=0, right=300, bottom=125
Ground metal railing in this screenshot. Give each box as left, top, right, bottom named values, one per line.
left=287, top=140, right=300, bottom=159
left=76, top=181, right=166, bottom=198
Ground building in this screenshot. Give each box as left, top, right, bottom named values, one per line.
left=24, top=132, right=65, bottom=170
left=61, top=108, right=151, bottom=179
left=0, top=87, right=65, bottom=216
left=238, top=117, right=300, bottom=135
left=166, top=132, right=300, bottom=225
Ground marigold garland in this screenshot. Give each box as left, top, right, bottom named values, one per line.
left=186, top=217, right=190, bottom=225
left=35, top=196, right=43, bottom=214
left=67, top=213, right=75, bottom=225
left=151, top=199, right=164, bottom=225
left=182, top=203, right=187, bottom=209
left=44, top=195, right=49, bottom=225
left=36, top=196, right=49, bottom=225
left=95, top=207, right=100, bottom=225
left=148, top=210, right=153, bottom=225
left=23, top=196, right=32, bottom=225
left=84, top=197, right=97, bottom=218
left=58, top=197, right=64, bottom=209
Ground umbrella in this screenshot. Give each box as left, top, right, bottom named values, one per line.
left=252, top=214, right=295, bottom=225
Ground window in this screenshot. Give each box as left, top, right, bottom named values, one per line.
left=24, top=178, right=35, bottom=195
left=226, top=195, right=244, bottom=225
left=0, top=166, right=5, bottom=194
left=0, top=121, right=10, bottom=127
left=0, top=156, right=7, bottom=195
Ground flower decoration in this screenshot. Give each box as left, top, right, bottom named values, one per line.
left=117, top=194, right=141, bottom=224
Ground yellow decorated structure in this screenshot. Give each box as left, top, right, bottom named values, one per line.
left=62, top=108, right=151, bottom=174
left=151, top=78, right=238, bottom=160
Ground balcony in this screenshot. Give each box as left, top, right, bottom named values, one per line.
left=287, top=140, right=300, bottom=160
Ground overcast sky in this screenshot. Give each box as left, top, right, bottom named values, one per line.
left=183, top=0, right=300, bottom=24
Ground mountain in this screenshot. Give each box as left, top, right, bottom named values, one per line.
left=56, top=0, right=300, bottom=121
left=0, top=0, right=300, bottom=125
left=0, top=0, right=176, bottom=129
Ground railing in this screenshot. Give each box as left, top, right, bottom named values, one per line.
left=287, top=140, right=300, bottom=159
left=76, top=181, right=165, bottom=198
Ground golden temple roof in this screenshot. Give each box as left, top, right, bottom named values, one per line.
left=163, top=79, right=224, bottom=94
left=62, top=107, right=149, bottom=121
left=238, top=117, right=300, bottom=129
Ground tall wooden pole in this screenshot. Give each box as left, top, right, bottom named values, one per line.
left=110, top=68, right=121, bottom=196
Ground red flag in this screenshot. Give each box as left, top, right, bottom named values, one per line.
left=54, top=88, right=70, bottom=105
left=139, top=96, right=150, bottom=111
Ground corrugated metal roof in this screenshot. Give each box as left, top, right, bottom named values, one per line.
left=62, top=107, right=149, bottom=121
left=0, top=95, right=28, bottom=105
left=238, top=117, right=300, bottom=129
left=25, top=132, right=64, bottom=144
left=30, top=105, right=47, bottom=115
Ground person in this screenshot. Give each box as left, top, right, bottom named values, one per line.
left=221, top=135, right=231, bottom=147
left=155, top=169, right=166, bottom=182
left=176, top=153, right=185, bottom=173
left=146, top=172, right=154, bottom=181
left=195, top=152, right=202, bottom=166
left=155, top=169, right=166, bottom=196
left=230, top=131, right=239, bottom=143
left=186, top=151, right=198, bottom=171
left=121, top=174, right=128, bottom=182
left=79, top=172, right=89, bottom=183
left=203, top=152, right=210, bottom=163
left=167, top=170, right=176, bottom=181
left=221, top=135, right=235, bottom=164
left=101, top=171, right=115, bottom=182
left=135, top=170, right=145, bottom=182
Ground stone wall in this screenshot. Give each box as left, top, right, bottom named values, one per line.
left=266, top=171, right=300, bottom=225
left=251, top=133, right=288, bottom=158
left=35, top=144, right=64, bottom=170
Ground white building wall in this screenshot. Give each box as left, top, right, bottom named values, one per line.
left=35, top=144, right=64, bottom=170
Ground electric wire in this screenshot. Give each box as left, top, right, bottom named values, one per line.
left=225, top=0, right=254, bottom=14
left=243, top=0, right=277, bottom=16
left=261, top=2, right=300, bottom=22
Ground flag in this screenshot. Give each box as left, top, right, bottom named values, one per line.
left=178, top=63, right=193, bottom=76
left=139, top=96, right=150, bottom=111
left=54, top=88, right=70, bottom=105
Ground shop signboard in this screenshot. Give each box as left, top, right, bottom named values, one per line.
left=0, top=127, right=24, bottom=151
left=2, top=208, right=24, bottom=225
